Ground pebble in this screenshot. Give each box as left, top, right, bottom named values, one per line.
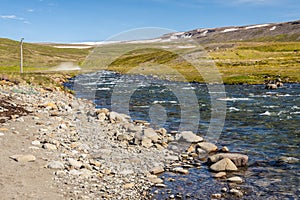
left=67, top=158, right=83, bottom=169
left=31, top=140, right=41, bottom=146
left=150, top=166, right=165, bottom=175
left=43, top=143, right=57, bottom=150
left=0, top=132, right=4, bottom=136
left=230, top=189, right=243, bottom=197
left=172, top=167, right=189, bottom=174
left=211, top=193, right=222, bottom=199
left=47, top=161, right=65, bottom=169
left=227, top=176, right=243, bottom=183
left=214, top=172, right=226, bottom=178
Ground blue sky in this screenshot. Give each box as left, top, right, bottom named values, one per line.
left=0, top=0, right=299, bottom=42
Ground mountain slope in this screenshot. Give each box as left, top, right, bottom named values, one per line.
left=162, top=20, right=300, bottom=43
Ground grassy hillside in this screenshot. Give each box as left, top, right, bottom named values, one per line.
left=0, top=38, right=90, bottom=72
left=83, top=41, right=300, bottom=84
left=0, top=38, right=299, bottom=84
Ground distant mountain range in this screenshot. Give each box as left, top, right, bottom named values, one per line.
left=161, top=20, right=300, bottom=43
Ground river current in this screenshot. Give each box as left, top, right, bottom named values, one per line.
left=65, top=70, right=299, bottom=199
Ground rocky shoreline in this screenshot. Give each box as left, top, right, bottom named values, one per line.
left=0, top=80, right=249, bottom=199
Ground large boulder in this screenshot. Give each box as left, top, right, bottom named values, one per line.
left=208, top=153, right=248, bottom=167
left=177, top=131, right=203, bottom=143
left=210, top=158, right=238, bottom=172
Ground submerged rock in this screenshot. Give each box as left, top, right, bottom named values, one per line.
left=210, top=158, right=238, bottom=172
left=208, top=153, right=248, bottom=167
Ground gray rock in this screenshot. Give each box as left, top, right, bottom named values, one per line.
left=143, top=128, right=159, bottom=143
left=172, top=167, right=189, bottom=174
left=150, top=166, right=165, bottom=175
left=177, top=131, right=203, bottom=143
left=142, top=137, right=153, bottom=148
left=47, top=161, right=65, bottom=169
left=228, top=176, right=243, bottom=183
left=208, top=153, right=248, bottom=167
left=197, top=142, right=218, bottom=153
left=210, top=158, right=238, bottom=172
left=214, top=172, right=226, bottom=178
left=43, top=143, right=57, bottom=150
left=230, top=189, right=243, bottom=197
left=67, top=158, right=83, bottom=169
left=211, top=193, right=222, bottom=199
left=10, top=154, right=36, bottom=162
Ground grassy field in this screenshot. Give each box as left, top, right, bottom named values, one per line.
left=0, top=38, right=299, bottom=84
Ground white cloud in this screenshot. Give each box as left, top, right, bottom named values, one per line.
left=0, top=15, right=23, bottom=20
left=1, top=14, right=30, bottom=24
left=27, top=9, right=35, bottom=12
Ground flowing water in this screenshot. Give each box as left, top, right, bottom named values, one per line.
left=65, top=70, right=300, bottom=199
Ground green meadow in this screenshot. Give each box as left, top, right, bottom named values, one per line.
left=0, top=38, right=299, bottom=84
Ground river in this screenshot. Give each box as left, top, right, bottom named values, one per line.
left=65, top=70, right=299, bottom=199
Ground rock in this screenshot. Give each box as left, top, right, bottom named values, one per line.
left=109, top=111, right=130, bottom=123
left=178, top=131, right=203, bottom=143
left=211, top=193, right=222, bottom=199
left=59, top=123, right=68, bottom=129
left=141, top=137, right=153, bottom=148
left=117, top=134, right=133, bottom=141
left=172, top=167, right=189, bottom=174
left=228, top=176, right=243, bottom=183
left=147, top=175, right=164, bottom=184
left=155, top=183, right=166, bottom=188
left=31, top=140, right=41, bottom=146
left=156, top=128, right=167, bottom=136
left=95, top=108, right=109, bottom=115
left=125, top=123, right=142, bottom=133
left=47, top=161, right=65, bottom=169
left=279, top=156, right=299, bottom=164
left=43, top=143, right=57, bottom=150
left=10, top=154, right=36, bottom=162
left=143, top=128, right=159, bottom=142
left=210, top=158, right=238, bottom=172
left=97, top=112, right=106, bottom=121
left=221, top=187, right=227, bottom=193
left=230, top=189, right=243, bottom=197
left=221, top=146, right=229, bottom=152
left=208, top=153, right=248, bottom=167
left=0, top=132, right=4, bottom=136
left=150, top=166, right=165, bottom=175
left=123, top=183, right=135, bottom=189
left=197, top=142, right=218, bottom=153
left=67, top=158, right=83, bottom=169
left=89, top=159, right=101, bottom=167
left=214, top=172, right=226, bottom=178
left=265, top=83, right=277, bottom=90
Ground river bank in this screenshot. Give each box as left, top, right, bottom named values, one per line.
left=0, top=77, right=253, bottom=199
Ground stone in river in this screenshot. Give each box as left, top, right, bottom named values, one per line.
left=177, top=131, right=203, bottom=143
left=197, top=142, right=218, bottom=153
left=208, top=153, right=248, bottom=167
left=228, top=176, right=243, bottom=183
left=211, top=193, right=222, bottom=199
left=10, top=154, right=36, bottom=162
left=214, top=172, right=226, bottom=178
left=210, top=158, right=238, bottom=172
left=172, top=167, right=189, bottom=174
left=230, top=189, right=243, bottom=197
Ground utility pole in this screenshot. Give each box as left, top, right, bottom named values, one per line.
left=20, top=38, right=24, bottom=73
